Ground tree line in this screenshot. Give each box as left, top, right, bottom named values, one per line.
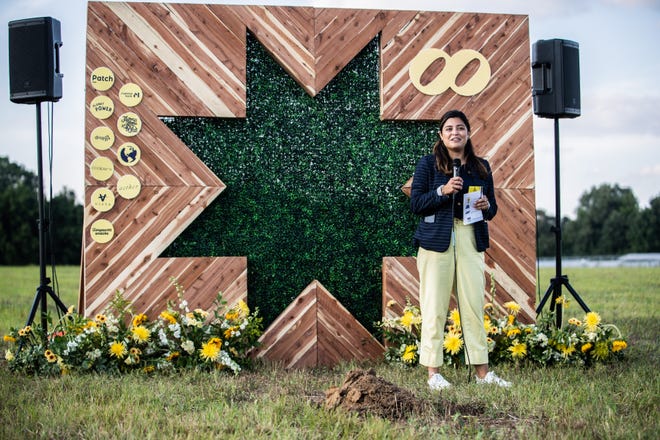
left=536, top=184, right=659, bottom=257
left=0, top=156, right=657, bottom=265
left=0, top=156, right=82, bottom=265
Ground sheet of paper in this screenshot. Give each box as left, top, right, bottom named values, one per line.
left=463, top=188, right=483, bottom=225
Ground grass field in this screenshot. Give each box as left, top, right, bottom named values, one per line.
left=0, top=265, right=658, bottom=439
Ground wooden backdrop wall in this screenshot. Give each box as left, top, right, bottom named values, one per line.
left=82, top=2, right=537, bottom=363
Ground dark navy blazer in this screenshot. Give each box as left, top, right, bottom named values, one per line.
left=411, top=154, right=497, bottom=253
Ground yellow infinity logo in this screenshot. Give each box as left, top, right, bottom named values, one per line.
left=409, top=48, right=491, bottom=97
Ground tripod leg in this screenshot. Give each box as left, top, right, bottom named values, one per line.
left=563, top=280, right=591, bottom=313
left=535, top=282, right=556, bottom=314
left=24, top=287, right=44, bottom=328
left=46, top=286, right=69, bottom=314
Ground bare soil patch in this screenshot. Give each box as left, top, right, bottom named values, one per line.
left=324, top=368, right=426, bottom=421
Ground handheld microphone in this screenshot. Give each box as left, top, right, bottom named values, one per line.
left=452, top=158, right=461, bottom=178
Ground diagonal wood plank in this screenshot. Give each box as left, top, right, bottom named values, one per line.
left=83, top=2, right=234, bottom=317
left=253, top=280, right=384, bottom=368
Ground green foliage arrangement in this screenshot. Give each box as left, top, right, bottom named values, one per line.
left=4, top=279, right=263, bottom=376
left=376, top=298, right=628, bottom=368
left=162, top=35, right=438, bottom=331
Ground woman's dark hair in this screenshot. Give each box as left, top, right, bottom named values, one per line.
left=433, top=109, right=488, bottom=179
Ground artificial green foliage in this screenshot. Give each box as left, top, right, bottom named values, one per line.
left=163, top=34, right=439, bottom=331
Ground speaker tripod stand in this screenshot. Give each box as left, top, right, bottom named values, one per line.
left=24, top=102, right=68, bottom=335
left=535, top=117, right=590, bottom=327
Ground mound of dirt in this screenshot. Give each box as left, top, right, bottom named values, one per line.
left=323, top=368, right=427, bottom=422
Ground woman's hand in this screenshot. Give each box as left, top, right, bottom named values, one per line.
left=475, top=195, right=490, bottom=211
left=443, top=177, right=463, bottom=195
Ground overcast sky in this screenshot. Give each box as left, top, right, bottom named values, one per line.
left=1, top=0, right=658, bottom=217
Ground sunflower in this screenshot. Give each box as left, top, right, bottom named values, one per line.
left=109, top=341, right=127, bottom=359
left=400, top=310, right=415, bottom=329
left=449, top=309, right=461, bottom=326
left=402, top=344, right=417, bottom=364
left=508, top=341, right=527, bottom=359
left=584, top=312, right=601, bottom=332
left=131, top=325, right=151, bottom=343
left=200, top=340, right=221, bottom=362
left=160, top=311, right=177, bottom=325
left=132, top=313, right=148, bottom=327
left=443, top=331, right=463, bottom=355
left=44, top=349, right=58, bottom=363
left=612, top=340, right=627, bottom=353
left=503, top=301, right=521, bottom=315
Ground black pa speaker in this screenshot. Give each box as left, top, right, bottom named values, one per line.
left=532, top=39, right=580, bottom=118
left=8, top=17, right=63, bottom=104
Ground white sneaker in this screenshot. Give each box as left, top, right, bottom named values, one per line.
left=475, top=371, right=511, bottom=387
left=427, top=373, right=451, bottom=390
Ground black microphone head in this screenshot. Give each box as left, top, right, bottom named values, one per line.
left=452, top=158, right=461, bottom=177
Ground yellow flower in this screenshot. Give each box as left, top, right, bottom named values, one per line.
left=568, top=318, right=582, bottom=326
left=584, top=312, right=601, bottom=332
left=94, top=314, right=107, bottom=324
left=224, top=326, right=238, bottom=339
left=504, top=301, right=521, bottom=315
left=129, top=347, right=142, bottom=356
left=44, top=349, right=58, bottom=363
left=143, top=365, right=155, bottom=373
left=443, top=331, right=463, bottom=355
left=402, top=344, right=417, bottom=363
left=387, top=300, right=397, bottom=308
left=5, top=350, right=14, bottom=361
left=506, top=327, right=521, bottom=338
left=18, top=326, right=32, bottom=337
left=581, top=342, right=592, bottom=353
left=612, top=340, right=627, bottom=352
left=109, top=341, right=127, bottom=359
left=225, top=311, right=239, bottom=321
left=483, top=302, right=494, bottom=311
left=238, top=300, right=250, bottom=318
left=508, top=341, right=527, bottom=359
left=166, top=351, right=180, bottom=361
left=557, top=343, right=576, bottom=358
left=194, top=308, right=209, bottom=319
left=400, top=310, right=414, bottom=329
left=200, top=340, right=221, bottom=362
left=591, top=341, right=609, bottom=360
left=488, top=326, right=499, bottom=335
left=131, top=325, right=151, bottom=343
left=449, top=309, right=460, bottom=326
left=3, top=335, right=16, bottom=343
left=132, top=313, right=148, bottom=327
left=83, top=321, right=98, bottom=330
left=160, top=311, right=177, bottom=325
left=507, top=315, right=515, bottom=326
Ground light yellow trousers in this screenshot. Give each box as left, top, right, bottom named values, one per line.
left=417, top=220, right=488, bottom=367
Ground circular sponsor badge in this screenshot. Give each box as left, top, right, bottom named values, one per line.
left=117, top=112, right=142, bottom=137
left=90, top=219, right=114, bottom=244
left=91, top=188, right=116, bottom=212
left=90, top=126, right=115, bottom=150
left=117, top=174, right=141, bottom=199
left=117, top=142, right=141, bottom=166
left=119, top=83, right=143, bottom=107
left=90, top=67, right=115, bottom=91
left=90, top=96, right=114, bottom=120
left=89, top=156, right=114, bottom=181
